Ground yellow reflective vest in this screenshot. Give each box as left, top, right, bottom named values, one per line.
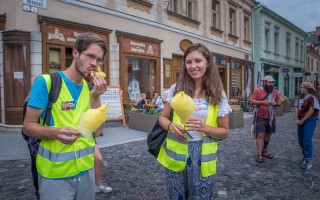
left=36, top=74, right=95, bottom=179
left=157, top=104, right=219, bottom=177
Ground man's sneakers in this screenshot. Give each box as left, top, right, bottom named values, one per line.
left=299, top=158, right=312, bottom=170
left=95, top=184, right=113, bottom=193
left=302, top=160, right=312, bottom=170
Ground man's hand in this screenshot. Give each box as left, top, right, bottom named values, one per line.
left=91, top=76, right=107, bottom=99
left=56, top=127, right=81, bottom=144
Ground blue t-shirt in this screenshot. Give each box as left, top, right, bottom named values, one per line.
left=28, top=71, right=83, bottom=126
left=28, top=71, right=88, bottom=179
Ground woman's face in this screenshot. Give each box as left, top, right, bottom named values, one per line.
left=185, top=50, right=208, bottom=82
left=300, top=85, right=308, bottom=95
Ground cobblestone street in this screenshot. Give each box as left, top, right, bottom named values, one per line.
left=1, top=111, right=319, bottom=199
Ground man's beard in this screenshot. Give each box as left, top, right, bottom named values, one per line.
left=263, top=84, right=274, bottom=93
left=75, top=57, right=90, bottom=82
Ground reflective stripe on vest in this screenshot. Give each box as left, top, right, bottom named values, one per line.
left=157, top=103, right=219, bottom=177
left=37, top=145, right=94, bottom=162
left=36, top=75, right=95, bottom=179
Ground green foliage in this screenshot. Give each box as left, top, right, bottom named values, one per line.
left=149, top=107, right=156, bottom=115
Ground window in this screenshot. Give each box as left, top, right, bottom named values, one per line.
left=286, top=35, right=291, bottom=57
left=163, top=59, right=172, bottom=88
left=307, top=57, right=310, bottom=70
left=186, top=0, right=192, bottom=18
left=169, top=0, right=178, bottom=13
left=300, top=44, right=303, bottom=61
left=244, top=16, right=250, bottom=41
left=265, top=28, right=269, bottom=51
left=229, top=9, right=236, bottom=35
left=274, top=32, right=279, bottom=53
left=126, top=56, right=157, bottom=101
left=212, top=0, right=219, bottom=29
left=295, top=40, right=299, bottom=59
left=311, top=58, right=314, bottom=71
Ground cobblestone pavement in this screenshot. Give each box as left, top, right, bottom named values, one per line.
left=1, top=111, right=319, bottom=200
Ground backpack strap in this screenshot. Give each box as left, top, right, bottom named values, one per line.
left=43, top=72, right=62, bottom=126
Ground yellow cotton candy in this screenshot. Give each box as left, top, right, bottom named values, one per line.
left=171, top=91, right=194, bottom=125
left=76, top=104, right=109, bottom=138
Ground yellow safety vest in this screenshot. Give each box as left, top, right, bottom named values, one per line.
left=157, top=104, right=219, bottom=177
left=36, top=74, right=95, bottom=179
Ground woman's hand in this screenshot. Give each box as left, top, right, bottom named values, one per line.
left=185, top=117, right=207, bottom=132
left=169, top=123, right=187, bottom=140
left=296, top=119, right=304, bottom=125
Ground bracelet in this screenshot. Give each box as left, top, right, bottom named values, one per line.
left=167, top=122, right=172, bottom=131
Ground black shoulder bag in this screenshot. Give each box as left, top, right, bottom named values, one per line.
left=147, top=110, right=173, bottom=157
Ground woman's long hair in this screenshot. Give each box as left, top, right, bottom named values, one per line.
left=301, top=82, right=320, bottom=102
left=174, top=43, right=224, bottom=105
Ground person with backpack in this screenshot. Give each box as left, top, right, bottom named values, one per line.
left=23, top=32, right=107, bottom=200
left=250, top=75, right=282, bottom=163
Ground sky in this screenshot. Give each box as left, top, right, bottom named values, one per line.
left=257, top=0, right=320, bottom=32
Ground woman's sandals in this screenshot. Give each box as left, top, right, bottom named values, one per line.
left=262, top=151, right=274, bottom=159
left=256, top=154, right=263, bottom=163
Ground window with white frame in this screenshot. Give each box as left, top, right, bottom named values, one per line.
left=265, top=28, right=269, bottom=51
left=244, top=16, right=250, bottom=41
left=295, top=40, right=299, bottom=59
left=229, top=8, right=236, bottom=35
left=300, top=43, right=303, bottom=61
left=274, top=32, right=279, bottom=53
left=170, top=0, right=178, bottom=13
left=186, top=0, right=193, bottom=18
left=286, top=34, right=291, bottom=57
left=212, top=0, right=219, bottom=29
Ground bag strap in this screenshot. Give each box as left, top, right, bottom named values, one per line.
left=43, top=72, right=62, bottom=126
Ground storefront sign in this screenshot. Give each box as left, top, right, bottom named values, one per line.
left=123, top=38, right=159, bottom=57
left=232, top=60, right=242, bottom=69
left=282, top=68, right=290, bottom=73
left=294, top=72, right=302, bottom=77
left=46, top=25, right=107, bottom=45
left=23, top=0, right=46, bottom=9
left=214, top=57, right=227, bottom=66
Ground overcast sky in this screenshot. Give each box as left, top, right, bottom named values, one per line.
left=257, top=0, right=320, bottom=32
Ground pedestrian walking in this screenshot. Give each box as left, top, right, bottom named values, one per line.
left=296, top=82, right=320, bottom=169
left=250, top=75, right=281, bottom=163
left=158, top=43, right=231, bottom=199
left=23, top=32, right=107, bottom=200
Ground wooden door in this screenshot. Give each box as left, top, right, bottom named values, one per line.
left=3, top=32, right=31, bottom=125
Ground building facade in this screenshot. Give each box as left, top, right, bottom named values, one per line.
left=253, top=4, right=307, bottom=99
left=0, top=0, right=255, bottom=126
left=306, top=27, right=320, bottom=87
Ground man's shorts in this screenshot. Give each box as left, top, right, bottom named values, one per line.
left=256, top=117, right=276, bottom=134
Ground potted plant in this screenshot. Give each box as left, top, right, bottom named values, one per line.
left=228, top=105, right=244, bottom=129
left=128, top=107, right=148, bottom=132
left=146, top=107, right=160, bottom=133
left=282, top=97, right=291, bottom=112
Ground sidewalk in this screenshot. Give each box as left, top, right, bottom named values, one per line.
left=0, top=121, right=148, bottom=161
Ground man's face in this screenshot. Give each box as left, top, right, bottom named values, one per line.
left=264, top=80, right=274, bottom=93
left=74, top=44, right=104, bottom=81
left=154, top=93, right=159, bottom=98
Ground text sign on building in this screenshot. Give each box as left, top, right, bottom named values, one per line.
left=23, top=0, right=47, bottom=9
left=123, top=38, right=160, bottom=57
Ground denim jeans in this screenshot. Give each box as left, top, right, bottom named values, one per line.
left=298, top=116, right=317, bottom=160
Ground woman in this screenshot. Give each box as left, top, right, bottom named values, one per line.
left=296, top=82, right=320, bottom=170
left=135, top=93, right=147, bottom=109
left=158, top=43, right=231, bottom=199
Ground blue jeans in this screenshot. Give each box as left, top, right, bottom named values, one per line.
left=297, top=116, right=317, bottom=160
left=155, top=107, right=162, bottom=113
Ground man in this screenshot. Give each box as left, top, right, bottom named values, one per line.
left=250, top=75, right=281, bottom=163
left=151, top=92, right=164, bottom=113
left=23, top=32, right=107, bottom=200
